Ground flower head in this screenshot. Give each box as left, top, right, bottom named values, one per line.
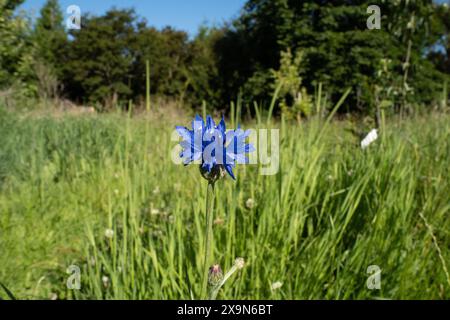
left=245, top=198, right=255, bottom=209
left=234, top=257, right=245, bottom=269
left=271, top=281, right=283, bottom=291
left=104, top=229, right=114, bottom=239
left=176, top=115, right=254, bottom=182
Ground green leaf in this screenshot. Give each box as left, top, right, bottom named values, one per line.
left=0, top=282, right=16, bottom=300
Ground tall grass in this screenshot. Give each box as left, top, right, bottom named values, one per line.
left=0, top=107, right=449, bottom=300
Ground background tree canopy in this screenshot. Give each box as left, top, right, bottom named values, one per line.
left=0, top=0, right=449, bottom=114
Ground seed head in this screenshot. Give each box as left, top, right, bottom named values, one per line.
left=104, top=229, right=114, bottom=239
left=245, top=198, right=255, bottom=209
left=234, top=257, right=245, bottom=270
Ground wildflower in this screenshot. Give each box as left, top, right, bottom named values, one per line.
left=176, top=115, right=254, bottom=182
left=152, top=186, right=160, bottom=195
left=271, top=281, right=283, bottom=291
left=361, top=129, right=378, bottom=149
left=104, top=229, right=114, bottom=239
left=176, top=116, right=253, bottom=299
left=235, top=257, right=245, bottom=269
left=208, top=264, right=223, bottom=287
left=245, top=198, right=255, bottom=209
left=151, top=208, right=160, bottom=215
left=102, top=276, right=110, bottom=288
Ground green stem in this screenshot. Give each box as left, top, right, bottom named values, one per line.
left=201, top=182, right=215, bottom=299
left=146, top=59, right=151, bottom=111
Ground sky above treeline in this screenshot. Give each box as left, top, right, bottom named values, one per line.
left=18, top=0, right=449, bottom=36
left=18, top=0, right=246, bottom=36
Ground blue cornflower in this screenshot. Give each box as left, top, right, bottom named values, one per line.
left=176, top=115, right=254, bottom=182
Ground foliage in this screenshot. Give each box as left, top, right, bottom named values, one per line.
left=0, top=0, right=36, bottom=95
left=272, top=49, right=312, bottom=120
left=60, top=9, right=219, bottom=110
left=215, top=0, right=448, bottom=112
left=62, top=9, right=137, bottom=108
left=32, top=0, right=67, bottom=99
left=2, top=1, right=449, bottom=113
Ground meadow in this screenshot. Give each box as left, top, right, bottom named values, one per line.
left=0, top=106, right=449, bottom=300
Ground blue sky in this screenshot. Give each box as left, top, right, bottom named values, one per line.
left=19, top=0, right=247, bottom=36
left=18, top=0, right=449, bottom=36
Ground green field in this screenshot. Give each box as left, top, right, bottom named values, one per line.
left=0, top=108, right=449, bottom=300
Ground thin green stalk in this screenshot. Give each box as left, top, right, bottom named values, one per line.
left=266, top=81, right=283, bottom=126
left=201, top=182, right=215, bottom=299
left=146, top=59, right=151, bottom=111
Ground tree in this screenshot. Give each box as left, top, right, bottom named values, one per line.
left=131, top=25, right=191, bottom=100
left=63, top=9, right=137, bottom=108
left=428, top=2, right=450, bottom=75
left=0, top=0, right=35, bottom=94
left=33, top=0, right=67, bottom=99
left=214, top=0, right=447, bottom=113
left=34, top=0, right=66, bottom=75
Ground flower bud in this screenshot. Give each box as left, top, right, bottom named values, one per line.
left=208, top=264, right=223, bottom=287
left=200, top=165, right=225, bottom=183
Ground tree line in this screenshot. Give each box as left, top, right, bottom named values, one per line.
left=1, top=0, right=449, bottom=116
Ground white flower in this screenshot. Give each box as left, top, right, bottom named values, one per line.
left=151, top=208, right=160, bottom=215
left=361, top=129, right=378, bottom=149
left=102, top=276, right=109, bottom=287
left=245, top=198, right=255, bottom=209
left=235, top=257, right=245, bottom=269
left=271, top=281, right=283, bottom=291
left=104, top=229, right=114, bottom=239
left=153, top=186, right=160, bottom=195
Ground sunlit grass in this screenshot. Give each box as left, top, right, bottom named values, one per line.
left=0, top=108, right=449, bottom=299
